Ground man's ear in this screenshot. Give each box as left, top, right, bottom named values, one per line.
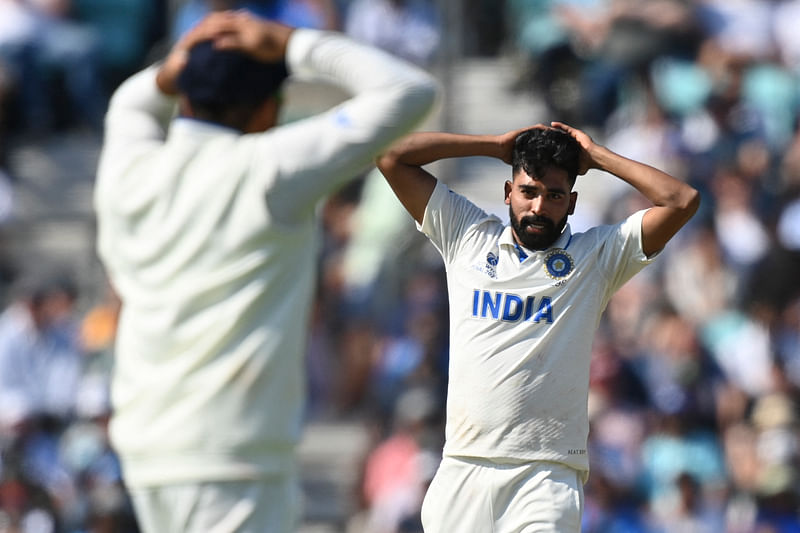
left=568, top=191, right=577, bottom=215
left=504, top=180, right=512, bottom=205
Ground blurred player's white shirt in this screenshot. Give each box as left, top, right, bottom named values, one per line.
left=94, top=29, right=437, bottom=487
left=419, top=181, right=654, bottom=477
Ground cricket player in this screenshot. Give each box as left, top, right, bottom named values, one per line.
left=376, top=123, right=700, bottom=531
left=93, top=11, right=437, bottom=533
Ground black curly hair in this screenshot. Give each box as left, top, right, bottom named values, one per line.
left=511, top=128, right=581, bottom=187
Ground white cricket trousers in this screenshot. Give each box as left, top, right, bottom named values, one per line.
left=129, top=475, right=301, bottom=533
left=421, top=456, right=584, bottom=533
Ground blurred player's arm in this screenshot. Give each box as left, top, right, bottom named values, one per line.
left=263, top=26, right=440, bottom=221
left=552, top=121, right=700, bottom=257
left=377, top=128, right=527, bottom=223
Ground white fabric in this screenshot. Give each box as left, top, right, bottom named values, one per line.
left=418, top=181, right=654, bottom=476
left=130, top=476, right=301, bottom=533
left=94, top=28, right=437, bottom=488
left=421, top=456, right=583, bottom=533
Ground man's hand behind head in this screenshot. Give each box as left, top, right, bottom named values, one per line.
left=157, top=11, right=294, bottom=95
left=211, top=10, right=294, bottom=63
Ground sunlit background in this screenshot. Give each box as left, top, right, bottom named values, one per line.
left=1, top=1, right=800, bottom=532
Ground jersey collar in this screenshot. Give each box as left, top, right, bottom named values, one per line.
left=499, top=223, right=573, bottom=255
left=169, top=117, right=240, bottom=140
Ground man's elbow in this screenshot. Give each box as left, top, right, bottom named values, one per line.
left=375, top=150, right=398, bottom=176
left=666, top=183, right=700, bottom=218
left=684, top=186, right=701, bottom=217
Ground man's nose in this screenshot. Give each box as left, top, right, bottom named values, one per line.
left=529, top=196, right=546, bottom=216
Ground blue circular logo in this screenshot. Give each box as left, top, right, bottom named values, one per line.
left=544, top=250, right=574, bottom=279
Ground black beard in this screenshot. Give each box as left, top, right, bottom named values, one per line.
left=509, top=206, right=568, bottom=250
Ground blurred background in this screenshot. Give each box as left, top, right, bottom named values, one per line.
left=0, top=0, right=800, bottom=532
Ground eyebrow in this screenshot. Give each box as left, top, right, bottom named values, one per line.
left=518, top=183, right=567, bottom=195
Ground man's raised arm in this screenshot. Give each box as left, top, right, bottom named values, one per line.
left=552, top=122, right=700, bottom=256
left=377, top=129, right=525, bottom=223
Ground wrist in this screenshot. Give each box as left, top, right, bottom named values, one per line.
left=587, top=144, right=613, bottom=170
left=255, top=21, right=294, bottom=62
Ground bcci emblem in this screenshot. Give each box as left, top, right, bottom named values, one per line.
left=544, top=249, right=574, bottom=279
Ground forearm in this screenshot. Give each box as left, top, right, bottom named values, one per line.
left=589, top=145, right=698, bottom=209
left=381, top=132, right=505, bottom=167
left=289, top=29, right=433, bottom=95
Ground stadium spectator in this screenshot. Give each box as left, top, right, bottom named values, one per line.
left=345, top=0, right=440, bottom=66
left=0, top=0, right=106, bottom=136
left=351, top=386, right=441, bottom=533
left=173, top=0, right=339, bottom=42
left=0, top=272, right=82, bottom=429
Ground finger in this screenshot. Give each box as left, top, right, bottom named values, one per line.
left=183, top=13, right=244, bottom=51
left=213, top=33, right=242, bottom=50
left=192, top=11, right=240, bottom=38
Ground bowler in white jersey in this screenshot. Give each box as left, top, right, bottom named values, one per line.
left=376, top=123, right=699, bottom=532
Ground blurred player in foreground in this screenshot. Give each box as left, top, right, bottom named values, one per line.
left=377, top=123, right=699, bottom=531
left=93, top=11, right=437, bottom=533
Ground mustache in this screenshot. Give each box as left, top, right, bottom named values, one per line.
left=519, top=215, right=555, bottom=228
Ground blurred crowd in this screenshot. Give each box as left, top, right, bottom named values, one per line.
left=1, top=0, right=800, bottom=533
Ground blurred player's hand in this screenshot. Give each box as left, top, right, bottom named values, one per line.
left=156, top=12, right=222, bottom=94
left=212, top=11, right=294, bottom=63
left=156, top=11, right=294, bottom=95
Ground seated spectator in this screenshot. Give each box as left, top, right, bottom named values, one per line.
left=0, top=272, right=82, bottom=430
left=173, top=0, right=338, bottom=42
left=0, top=0, right=106, bottom=136
left=345, top=0, right=440, bottom=66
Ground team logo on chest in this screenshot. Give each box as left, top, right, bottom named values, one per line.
left=544, top=249, right=574, bottom=279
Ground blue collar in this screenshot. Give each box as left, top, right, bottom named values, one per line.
left=514, top=243, right=529, bottom=263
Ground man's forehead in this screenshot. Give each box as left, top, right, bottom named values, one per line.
left=513, top=166, right=571, bottom=188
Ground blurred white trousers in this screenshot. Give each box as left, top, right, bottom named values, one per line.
left=129, top=474, right=301, bottom=533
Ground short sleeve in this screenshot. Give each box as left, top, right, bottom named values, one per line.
left=417, top=181, right=495, bottom=264
left=598, top=208, right=657, bottom=296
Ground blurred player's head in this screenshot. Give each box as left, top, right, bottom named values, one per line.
left=177, top=39, right=288, bottom=132
left=505, top=128, right=579, bottom=249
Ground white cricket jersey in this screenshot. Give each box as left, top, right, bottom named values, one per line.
left=419, top=181, right=655, bottom=476
left=94, top=29, right=437, bottom=487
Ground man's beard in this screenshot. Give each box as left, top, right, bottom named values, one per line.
left=509, top=206, right=568, bottom=250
